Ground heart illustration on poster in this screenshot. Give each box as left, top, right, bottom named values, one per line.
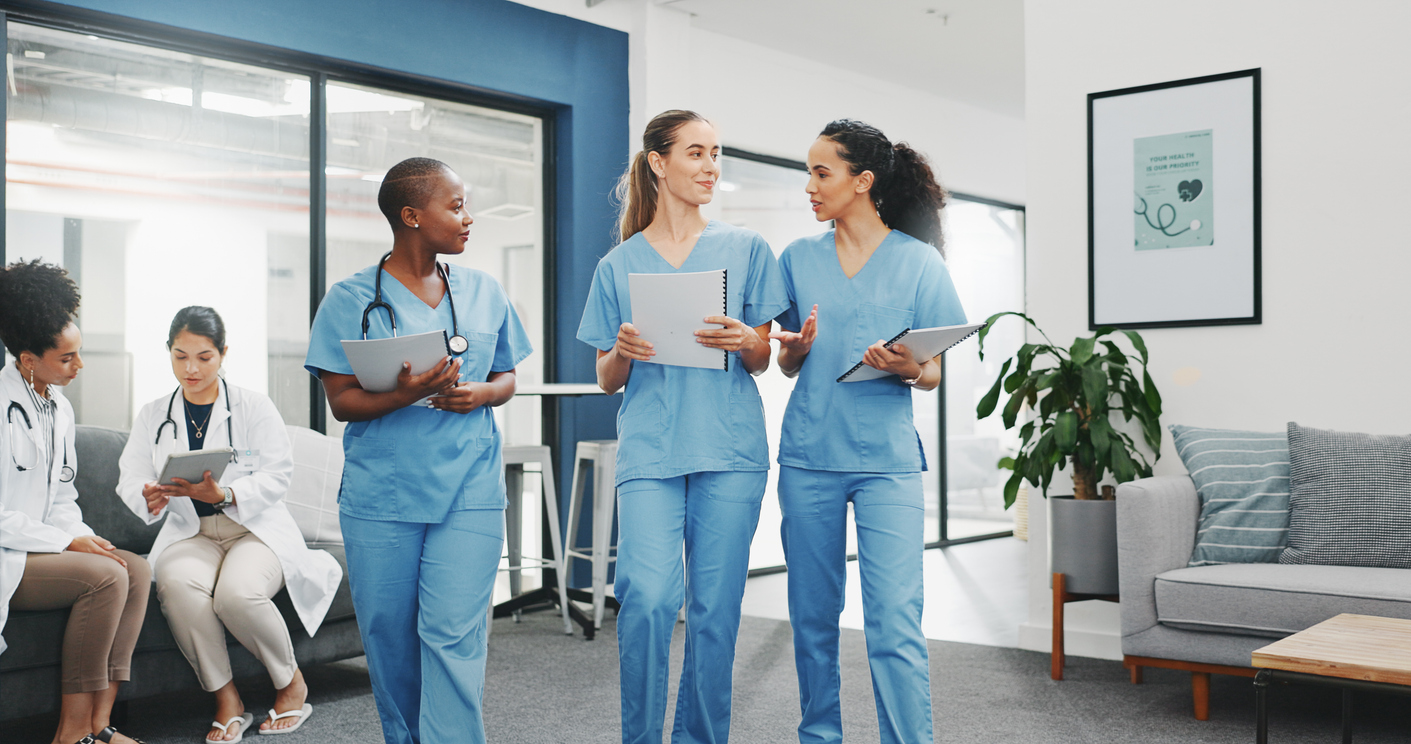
left=1178, top=179, right=1203, bottom=202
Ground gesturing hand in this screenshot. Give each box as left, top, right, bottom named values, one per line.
left=67, top=535, right=127, bottom=567
left=613, top=323, right=654, bottom=362
left=141, top=482, right=170, bottom=516
left=862, top=340, right=923, bottom=380
left=696, top=315, right=765, bottom=353
left=768, top=305, right=818, bottom=355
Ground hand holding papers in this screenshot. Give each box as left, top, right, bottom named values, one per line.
left=838, top=322, right=987, bottom=382
left=341, top=330, right=455, bottom=406
left=628, top=270, right=729, bottom=370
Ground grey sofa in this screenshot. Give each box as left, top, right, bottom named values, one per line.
left=1116, top=475, right=1411, bottom=719
left=0, top=425, right=361, bottom=722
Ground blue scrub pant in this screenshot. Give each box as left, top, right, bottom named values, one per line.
left=778, top=466, right=933, bottom=744
left=614, top=470, right=767, bottom=744
left=341, top=509, right=504, bottom=744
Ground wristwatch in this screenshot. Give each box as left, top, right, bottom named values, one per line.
left=216, top=487, right=234, bottom=510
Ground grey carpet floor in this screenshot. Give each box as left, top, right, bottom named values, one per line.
left=5, top=610, right=1411, bottom=743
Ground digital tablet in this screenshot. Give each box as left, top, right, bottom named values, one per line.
left=157, top=448, right=235, bottom=486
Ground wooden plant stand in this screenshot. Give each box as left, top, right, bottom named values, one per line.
left=1050, top=572, right=1119, bottom=681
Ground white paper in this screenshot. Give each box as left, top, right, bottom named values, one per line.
left=839, top=322, right=986, bottom=382
left=628, top=270, right=728, bottom=370
left=341, top=330, right=451, bottom=393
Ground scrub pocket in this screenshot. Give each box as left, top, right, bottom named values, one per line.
left=456, top=435, right=503, bottom=510
left=459, top=331, right=499, bottom=383
left=849, top=303, right=915, bottom=378
left=854, top=392, right=921, bottom=467
left=340, top=436, right=400, bottom=519
left=729, top=392, right=768, bottom=468
left=617, top=401, right=667, bottom=466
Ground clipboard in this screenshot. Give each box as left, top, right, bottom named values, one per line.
left=837, top=322, right=986, bottom=382
left=340, top=330, right=452, bottom=393
left=628, top=269, right=729, bottom=370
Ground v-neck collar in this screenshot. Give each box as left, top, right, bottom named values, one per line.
left=639, top=220, right=715, bottom=272
left=379, top=265, right=449, bottom=312
left=833, top=228, right=896, bottom=284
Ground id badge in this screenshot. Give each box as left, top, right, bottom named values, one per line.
left=231, top=449, right=261, bottom=475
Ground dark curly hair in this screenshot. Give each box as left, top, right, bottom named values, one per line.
left=819, top=119, right=948, bottom=253
left=377, top=157, right=455, bottom=231
left=0, top=259, right=81, bottom=358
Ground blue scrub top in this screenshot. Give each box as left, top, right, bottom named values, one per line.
left=304, top=262, right=532, bottom=521
left=777, top=229, right=966, bottom=473
left=577, top=221, right=789, bottom=486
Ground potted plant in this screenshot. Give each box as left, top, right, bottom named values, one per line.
left=976, top=311, right=1162, bottom=595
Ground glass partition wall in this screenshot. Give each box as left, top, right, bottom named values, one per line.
left=709, top=150, right=1025, bottom=571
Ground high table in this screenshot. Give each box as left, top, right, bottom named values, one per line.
left=493, top=383, right=608, bottom=636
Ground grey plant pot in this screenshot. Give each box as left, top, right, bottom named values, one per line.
left=1048, top=496, right=1119, bottom=596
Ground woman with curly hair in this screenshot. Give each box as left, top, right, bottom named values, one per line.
left=0, top=259, right=151, bottom=744
left=770, top=121, right=966, bottom=744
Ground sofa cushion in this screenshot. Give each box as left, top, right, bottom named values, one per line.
left=1169, top=425, right=1290, bottom=566
left=1280, top=422, right=1411, bottom=569
left=1154, top=563, right=1411, bottom=639
left=74, top=425, right=165, bottom=555
left=285, top=425, right=344, bottom=544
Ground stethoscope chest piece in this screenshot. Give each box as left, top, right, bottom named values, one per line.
left=448, top=334, right=469, bottom=354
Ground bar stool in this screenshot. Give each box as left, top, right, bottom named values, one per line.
left=497, top=445, right=572, bottom=635
left=566, top=440, right=618, bottom=635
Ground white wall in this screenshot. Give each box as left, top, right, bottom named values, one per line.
left=1020, top=0, right=1411, bottom=659
left=510, top=0, right=1026, bottom=204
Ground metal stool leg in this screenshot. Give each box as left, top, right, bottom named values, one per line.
left=505, top=463, right=524, bottom=621
left=535, top=448, right=573, bottom=635
left=591, top=450, right=614, bottom=630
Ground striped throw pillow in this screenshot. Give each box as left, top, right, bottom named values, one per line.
left=1170, top=425, right=1290, bottom=566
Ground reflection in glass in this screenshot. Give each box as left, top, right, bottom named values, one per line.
left=6, top=23, right=312, bottom=428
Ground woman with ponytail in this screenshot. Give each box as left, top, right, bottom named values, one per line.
left=577, top=110, right=788, bottom=744
left=769, top=120, right=965, bottom=744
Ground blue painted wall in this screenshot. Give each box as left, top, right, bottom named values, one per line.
left=25, top=0, right=626, bottom=580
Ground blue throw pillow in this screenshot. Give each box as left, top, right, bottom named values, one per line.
left=1170, top=425, right=1290, bottom=566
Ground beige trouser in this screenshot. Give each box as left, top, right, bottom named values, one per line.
left=155, top=513, right=296, bottom=692
left=10, top=549, right=151, bottom=694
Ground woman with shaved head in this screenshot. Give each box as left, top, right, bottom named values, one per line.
left=304, top=157, right=532, bottom=744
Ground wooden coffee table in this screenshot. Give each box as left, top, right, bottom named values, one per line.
left=1251, top=613, right=1411, bottom=743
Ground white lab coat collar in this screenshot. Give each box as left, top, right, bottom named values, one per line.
left=159, top=378, right=236, bottom=452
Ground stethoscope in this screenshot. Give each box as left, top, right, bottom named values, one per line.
left=154, top=377, right=235, bottom=451
left=6, top=400, right=75, bottom=483
left=361, top=251, right=469, bottom=354
left=1134, top=195, right=1201, bottom=238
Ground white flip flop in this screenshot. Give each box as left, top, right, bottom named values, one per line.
left=258, top=704, right=312, bottom=736
left=208, top=712, right=253, bottom=743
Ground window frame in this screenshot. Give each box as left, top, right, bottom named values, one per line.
left=0, top=2, right=559, bottom=436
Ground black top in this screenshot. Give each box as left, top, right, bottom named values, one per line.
left=183, top=399, right=219, bottom=518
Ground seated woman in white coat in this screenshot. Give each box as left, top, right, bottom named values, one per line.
left=117, top=306, right=342, bottom=742
left=2, top=259, right=151, bottom=744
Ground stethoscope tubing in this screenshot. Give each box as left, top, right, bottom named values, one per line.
left=154, top=377, right=235, bottom=456
left=362, top=251, right=469, bottom=354
left=6, top=398, right=75, bottom=483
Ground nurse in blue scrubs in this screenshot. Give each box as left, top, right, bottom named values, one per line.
left=304, top=157, right=531, bottom=744
left=577, top=110, right=788, bottom=744
left=770, top=120, right=964, bottom=744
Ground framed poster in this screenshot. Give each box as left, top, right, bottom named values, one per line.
left=1088, top=69, right=1261, bottom=329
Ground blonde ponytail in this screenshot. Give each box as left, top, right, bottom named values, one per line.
left=614, top=109, right=709, bottom=243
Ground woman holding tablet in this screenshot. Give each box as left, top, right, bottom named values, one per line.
left=577, top=110, right=788, bottom=744
left=305, top=157, right=531, bottom=744
left=771, top=120, right=965, bottom=744
left=1, top=259, right=151, bottom=744
left=118, top=306, right=341, bottom=741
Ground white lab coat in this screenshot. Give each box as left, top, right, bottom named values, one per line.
left=117, top=381, right=341, bottom=637
left=0, top=363, right=96, bottom=656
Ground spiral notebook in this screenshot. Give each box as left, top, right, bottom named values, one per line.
left=628, top=269, right=729, bottom=370
left=837, top=322, right=986, bottom=382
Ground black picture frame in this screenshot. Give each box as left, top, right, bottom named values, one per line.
left=1087, top=68, right=1261, bottom=330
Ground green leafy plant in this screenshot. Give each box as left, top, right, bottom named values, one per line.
left=976, top=311, right=1162, bottom=505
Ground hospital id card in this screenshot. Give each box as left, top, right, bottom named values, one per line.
left=231, top=449, right=261, bottom=475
